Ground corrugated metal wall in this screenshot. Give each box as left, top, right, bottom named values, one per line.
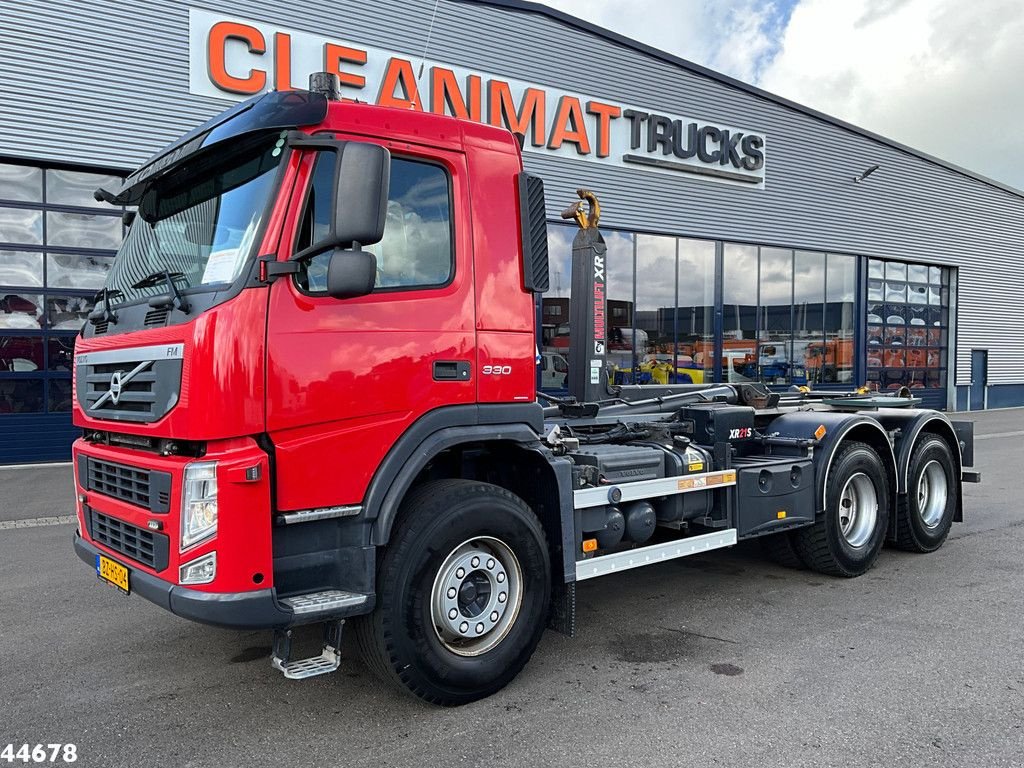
left=1, top=0, right=1021, bottom=387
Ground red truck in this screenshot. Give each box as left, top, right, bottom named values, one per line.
left=72, top=75, right=978, bottom=705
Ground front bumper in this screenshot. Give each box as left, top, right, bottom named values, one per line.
left=74, top=533, right=291, bottom=630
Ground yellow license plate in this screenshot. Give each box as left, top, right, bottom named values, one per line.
left=96, top=554, right=129, bottom=594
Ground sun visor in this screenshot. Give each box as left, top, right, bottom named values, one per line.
left=94, top=90, right=328, bottom=207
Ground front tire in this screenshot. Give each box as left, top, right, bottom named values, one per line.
left=894, top=436, right=957, bottom=552
left=354, top=480, right=550, bottom=706
left=795, top=441, right=890, bottom=577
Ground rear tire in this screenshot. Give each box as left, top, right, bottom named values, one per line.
left=894, top=436, right=956, bottom=552
left=795, top=441, right=890, bottom=577
left=759, top=531, right=806, bottom=569
left=354, top=479, right=550, bottom=706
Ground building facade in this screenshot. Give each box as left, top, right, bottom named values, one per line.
left=0, top=0, right=1021, bottom=463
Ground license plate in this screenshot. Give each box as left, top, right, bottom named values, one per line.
left=96, top=554, right=130, bottom=594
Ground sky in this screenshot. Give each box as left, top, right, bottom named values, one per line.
left=541, top=0, right=1024, bottom=191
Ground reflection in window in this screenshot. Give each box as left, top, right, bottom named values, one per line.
left=634, top=234, right=676, bottom=384
left=0, top=164, right=42, bottom=202
left=47, top=335, right=76, bottom=371
left=604, top=231, right=634, bottom=381
left=758, top=248, right=793, bottom=384
left=0, top=207, right=43, bottom=244
left=0, top=250, right=44, bottom=287
left=0, top=293, right=43, bottom=329
left=676, top=239, right=715, bottom=383
left=0, top=335, right=44, bottom=372
left=46, top=253, right=111, bottom=290
left=723, top=243, right=758, bottom=382
left=46, top=169, right=123, bottom=208
left=0, top=378, right=44, bottom=413
left=824, top=253, right=856, bottom=384
left=301, top=157, right=453, bottom=292
left=46, top=295, right=93, bottom=331
left=866, top=258, right=948, bottom=394
left=48, top=378, right=73, bottom=412
left=46, top=211, right=122, bottom=250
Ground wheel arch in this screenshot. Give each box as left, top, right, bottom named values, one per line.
left=765, top=411, right=897, bottom=516
left=362, top=405, right=574, bottom=583
left=890, top=413, right=964, bottom=523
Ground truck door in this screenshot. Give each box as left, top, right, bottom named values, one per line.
left=265, top=140, right=474, bottom=513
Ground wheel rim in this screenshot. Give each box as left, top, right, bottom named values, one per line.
left=431, top=536, right=523, bottom=657
left=917, top=460, right=948, bottom=529
left=838, top=472, right=878, bottom=548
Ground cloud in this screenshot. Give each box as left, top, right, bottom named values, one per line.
left=540, top=0, right=1024, bottom=190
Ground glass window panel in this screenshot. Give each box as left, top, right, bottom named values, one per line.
left=0, top=207, right=43, bottom=244
left=0, top=378, right=43, bottom=413
left=928, top=285, right=940, bottom=305
left=884, top=280, right=907, bottom=303
left=0, top=250, right=43, bottom=287
left=868, top=260, right=884, bottom=279
left=0, top=335, right=44, bottom=372
left=676, top=238, right=715, bottom=383
left=907, top=264, right=929, bottom=283
left=540, top=223, right=575, bottom=361
left=46, top=211, right=122, bottom=250
left=929, top=266, right=942, bottom=285
left=791, top=251, right=824, bottom=386
left=759, top=248, right=793, bottom=384
left=48, top=378, right=73, bottom=412
left=824, top=254, right=856, bottom=384
left=723, top=243, right=758, bottom=383
left=634, top=234, right=676, bottom=386
left=0, top=164, right=42, bottom=202
left=46, top=168, right=122, bottom=208
left=867, top=279, right=883, bottom=302
left=886, top=262, right=907, bottom=281
left=46, top=295, right=94, bottom=330
left=907, top=283, right=928, bottom=304
left=604, top=230, right=634, bottom=381
left=47, top=335, right=76, bottom=371
left=0, top=292, right=43, bottom=328
left=867, top=303, right=884, bottom=325
left=46, top=253, right=112, bottom=290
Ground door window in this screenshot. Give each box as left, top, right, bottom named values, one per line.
left=297, top=152, right=454, bottom=293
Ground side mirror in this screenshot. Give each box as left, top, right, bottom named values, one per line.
left=327, top=248, right=376, bottom=299
left=333, top=141, right=390, bottom=246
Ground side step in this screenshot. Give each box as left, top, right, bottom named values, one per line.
left=271, top=620, right=344, bottom=680
left=575, top=528, right=738, bottom=581
left=280, top=589, right=368, bottom=622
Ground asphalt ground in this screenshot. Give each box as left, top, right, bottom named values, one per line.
left=1, top=409, right=1022, bottom=768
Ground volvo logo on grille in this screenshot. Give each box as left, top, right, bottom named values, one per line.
left=109, top=371, right=125, bottom=405
left=91, top=360, right=152, bottom=410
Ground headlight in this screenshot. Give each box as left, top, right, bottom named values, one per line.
left=179, top=551, right=216, bottom=585
left=181, top=461, right=218, bottom=549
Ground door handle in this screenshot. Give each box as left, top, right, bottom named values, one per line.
left=433, top=361, right=471, bottom=381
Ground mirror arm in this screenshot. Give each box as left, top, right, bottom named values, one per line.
left=258, top=254, right=302, bottom=283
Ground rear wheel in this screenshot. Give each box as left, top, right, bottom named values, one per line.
left=759, top=531, right=805, bottom=569
left=795, top=441, right=890, bottom=577
left=894, top=436, right=957, bottom=552
left=354, top=480, right=550, bottom=706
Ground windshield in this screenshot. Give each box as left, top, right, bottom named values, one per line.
left=104, top=135, right=282, bottom=305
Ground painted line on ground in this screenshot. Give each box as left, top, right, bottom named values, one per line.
left=0, top=461, right=72, bottom=471
left=0, top=515, right=76, bottom=530
left=975, top=431, right=1024, bottom=441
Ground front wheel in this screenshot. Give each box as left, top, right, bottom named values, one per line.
left=354, top=480, right=550, bottom=705
left=795, top=441, right=890, bottom=577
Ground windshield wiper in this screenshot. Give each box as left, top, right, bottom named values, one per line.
left=87, top=287, right=123, bottom=326
left=132, top=270, right=191, bottom=314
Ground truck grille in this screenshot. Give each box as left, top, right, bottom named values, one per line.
left=88, top=509, right=169, bottom=572
left=75, top=344, right=183, bottom=424
left=79, top=457, right=171, bottom=513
